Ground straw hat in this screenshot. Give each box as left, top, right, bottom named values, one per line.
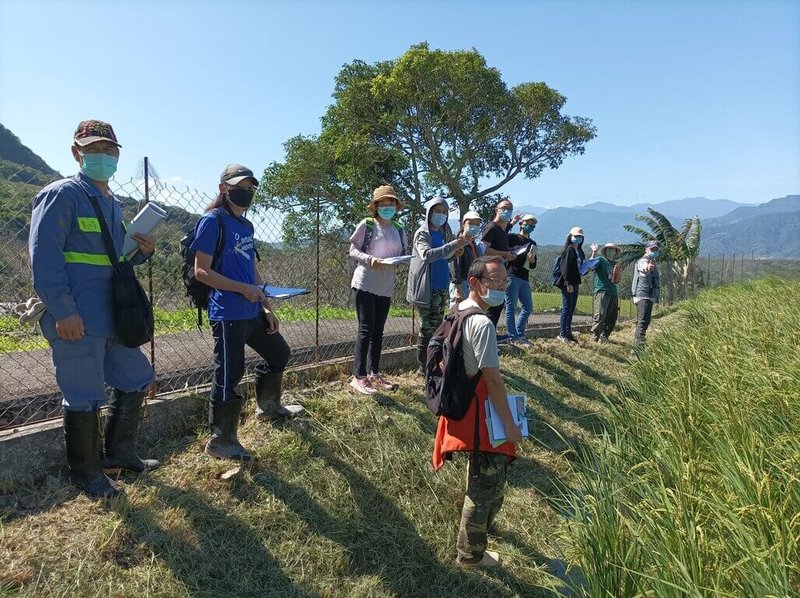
left=602, top=242, right=621, bottom=257
left=370, top=185, right=405, bottom=210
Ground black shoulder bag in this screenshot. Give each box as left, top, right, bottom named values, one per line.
left=86, top=194, right=154, bottom=348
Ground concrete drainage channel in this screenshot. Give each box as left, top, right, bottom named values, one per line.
left=0, top=325, right=585, bottom=486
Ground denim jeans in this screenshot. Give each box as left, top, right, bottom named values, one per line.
left=560, top=286, right=579, bottom=337
left=505, top=275, right=533, bottom=338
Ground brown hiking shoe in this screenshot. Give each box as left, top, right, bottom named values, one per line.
left=457, top=550, right=502, bottom=568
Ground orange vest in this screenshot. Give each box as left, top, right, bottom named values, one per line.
left=432, top=376, right=516, bottom=471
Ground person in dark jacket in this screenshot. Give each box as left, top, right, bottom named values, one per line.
left=449, top=210, right=484, bottom=306
left=555, top=226, right=585, bottom=343
left=631, top=240, right=661, bottom=351
left=480, top=197, right=520, bottom=339
left=505, top=214, right=538, bottom=345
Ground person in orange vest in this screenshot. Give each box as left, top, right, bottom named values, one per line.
left=432, top=255, right=523, bottom=568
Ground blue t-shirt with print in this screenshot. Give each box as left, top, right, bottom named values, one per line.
left=190, top=209, right=260, bottom=321
left=429, top=230, right=450, bottom=291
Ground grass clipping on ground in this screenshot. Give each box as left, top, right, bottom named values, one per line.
left=1, top=330, right=624, bottom=597
left=567, top=278, right=799, bottom=596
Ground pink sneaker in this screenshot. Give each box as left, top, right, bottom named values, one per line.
left=368, top=373, right=398, bottom=391
left=349, top=377, right=377, bottom=395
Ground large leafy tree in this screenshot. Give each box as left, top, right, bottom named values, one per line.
left=257, top=42, right=596, bottom=240
left=622, top=208, right=702, bottom=302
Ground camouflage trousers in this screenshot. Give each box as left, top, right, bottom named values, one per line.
left=456, top=452, right=508, bottom=563
left=418, top=289, right=449, bottom=342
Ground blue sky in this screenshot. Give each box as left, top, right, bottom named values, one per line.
left=1, top=0, right=798, bottom=208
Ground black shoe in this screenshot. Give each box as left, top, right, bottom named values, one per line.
left=102, top=390, right=160, bottom=473
left=254, top=372, right=292, bottom=420
left=416, top=338, right=429, bottom=377
left=64, top=411, right=120, bottom=499
left=205, top=398, right=252, bottom=461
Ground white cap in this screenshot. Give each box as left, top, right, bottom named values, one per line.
left=520, top=213, right=537, bottom=222
left=462, top=210, right=481, bottom=222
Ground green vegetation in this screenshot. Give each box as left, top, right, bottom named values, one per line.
left=566, top=278, right=799, bottom=596
left=0, top=332, right=623, bottom=596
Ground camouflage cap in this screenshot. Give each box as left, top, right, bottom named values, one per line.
left=73, top=120, right=121, bottom=147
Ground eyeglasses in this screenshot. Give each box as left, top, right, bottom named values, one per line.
left=480, top=276, right=510, bottom=290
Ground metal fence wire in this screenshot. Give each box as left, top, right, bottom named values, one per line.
left=0, top=167, right=768, bottom=431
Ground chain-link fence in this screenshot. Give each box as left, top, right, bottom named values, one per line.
left=0, top=165, right=785, bottom=430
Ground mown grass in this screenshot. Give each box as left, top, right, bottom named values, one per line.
left=0, top=330, right=627, bottom=597
left=565, top=278, right=800, bottom=596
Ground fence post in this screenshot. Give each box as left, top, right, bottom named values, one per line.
left=315, top=194, right=320, bottom=362
left=144, top=157, right=156, bottom=403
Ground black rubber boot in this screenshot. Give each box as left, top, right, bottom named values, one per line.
left=416, top=336, right=429, bottom=376
left=254, top=372, right=292, bottom=420
left=204, top=398, right=252, bottom=461
left=64, top=410, right=120, bottom=499
left=102, top=390, right=160, bottom=473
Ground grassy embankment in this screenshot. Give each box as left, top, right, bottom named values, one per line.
left=2, top=280, right=792, bottom=596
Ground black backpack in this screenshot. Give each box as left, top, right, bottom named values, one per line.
left=425, top=306, right=485, bottom=420
left=550, top=254, right=563, bottom=286
left=180, top=210, right=226, bottom=327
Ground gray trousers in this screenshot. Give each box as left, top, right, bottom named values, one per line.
left=634, top=299, right=654, bottom=348
left=591, top=291, right=619, bottom=339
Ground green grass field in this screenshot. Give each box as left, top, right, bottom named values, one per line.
left=2, top=281, right=794, bottom=596
left=0, top=294, right=598, bottom=353
left=566, top=278, right=799, bottom=596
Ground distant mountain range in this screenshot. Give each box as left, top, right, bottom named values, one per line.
left=1, top=122, right=797, bottom=258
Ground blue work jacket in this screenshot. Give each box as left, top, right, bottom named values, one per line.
left=29, top=172, right=150, bottom=337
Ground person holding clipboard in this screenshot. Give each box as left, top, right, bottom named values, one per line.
left=347, top=185, right=407, bottom=395
left=190, top=164, right=292, bottom=461
left=505, top=214, right=538, bottom=345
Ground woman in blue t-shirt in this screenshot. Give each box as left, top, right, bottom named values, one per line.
left=190, top=164, right=292, bottom=461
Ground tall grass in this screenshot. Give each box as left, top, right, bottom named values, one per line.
left=566, top=278, right=800, bottom=596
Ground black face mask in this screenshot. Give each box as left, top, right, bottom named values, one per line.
left=227, top=187, right=254, bottom=208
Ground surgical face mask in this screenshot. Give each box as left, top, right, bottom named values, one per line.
left=499, top=208, right=512, bottom=221
left=649, top=250, right=660, bottom=259
left=227, top=187, right=255, bottom=208
left=430, top=212, right=448, bottom=228
left=80, top=153, right=118, bottom=181
left=467, top=224, right=481, bottom=237
left=480, top=284, right=507, bottom=307
left=522, top=223, right=535, bottom=234
left=571, top=235, right=583, bottom=245
left=377, top=206, right=396, bottom=220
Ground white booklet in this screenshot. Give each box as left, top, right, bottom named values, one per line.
left=484, top=394, right=529, bottom=447
left=123, top=202, right=168, bottom=257
left=379, top=255, right=413, bottom=265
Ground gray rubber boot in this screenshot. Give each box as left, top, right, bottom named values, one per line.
left=102, top=390, right=160, bottom=473
left=416, top=336, right=430, bottom=376
left=64, top=411, right=120, bottom=499
left=204, top=398, right=252, bottom=461
left=254, top=372, right=292, bottom=420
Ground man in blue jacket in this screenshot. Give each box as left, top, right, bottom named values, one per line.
left=29, top=120, right=159, bottom=498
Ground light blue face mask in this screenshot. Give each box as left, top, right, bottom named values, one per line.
left=430, top=212, right=448, bottom=228
left=481, top=287, right=507, bottom=307
left=377, top=206, right=396, bottom=220
left=467, top=224, right=481, bottom=237
left=522, top=223, right=535, bottom=234
left=571, top=235, right=583, bottom=245
left=650, top=250, right=660, bottom=259
left=81, top=153, right=118, bottom=181
left=499, top=208, right=513, bottom=221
